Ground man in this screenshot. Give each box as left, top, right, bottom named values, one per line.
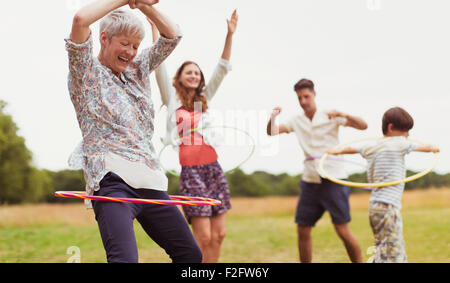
left=267, top=78, right=367, bottom=263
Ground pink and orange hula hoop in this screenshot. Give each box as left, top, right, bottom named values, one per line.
left=54, top=191, right=222, bottom=206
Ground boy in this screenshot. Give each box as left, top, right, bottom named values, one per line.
left=328, top=107, right=439, bottom=262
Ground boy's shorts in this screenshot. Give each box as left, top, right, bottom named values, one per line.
left=295, top=178, right=351, bottom=226
left=368, top=201, right=407, bottom=263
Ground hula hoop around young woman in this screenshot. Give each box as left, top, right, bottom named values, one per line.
left=158, top=125, right=256, bottom=177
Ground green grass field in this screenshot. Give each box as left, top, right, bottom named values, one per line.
left=0, top=189, right=449, bottom=263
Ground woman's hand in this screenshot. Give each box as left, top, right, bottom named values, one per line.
left=227, top=9, right=238, bottom=35
left=129, top=0, right=159, bottom=9
left=221, top=10, right=238, bottom=60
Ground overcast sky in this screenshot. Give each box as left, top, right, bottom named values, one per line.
left=1, top=0, right=449, bottom=176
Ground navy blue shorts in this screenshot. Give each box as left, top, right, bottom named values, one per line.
left=295, top=178, right=351, bottom=226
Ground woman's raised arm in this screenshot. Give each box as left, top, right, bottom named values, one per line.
left=135, top=2, right=179, bottom=39
left=221, top=9, right=238, bottom=61
left=204, top=10, right=238, bottom=100
left=70, top=0, right=129, bottom=43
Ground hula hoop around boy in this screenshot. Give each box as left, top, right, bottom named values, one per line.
left=158, top=125, right=256, bottom=177
left=318, top=137, right=440, bottom=188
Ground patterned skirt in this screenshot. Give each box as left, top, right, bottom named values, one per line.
left=179, top=161, right=232, bottom=223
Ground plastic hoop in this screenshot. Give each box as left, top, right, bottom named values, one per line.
left=306, top=155, right=372, bottom=190
left=318, top=137, right=439, bottom=188
left=306, top=155, right=367, bottom=168
left=54, top=191, right=222, bottom=206
left=158, top=125, right=256, bottom=177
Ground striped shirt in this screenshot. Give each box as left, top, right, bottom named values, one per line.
left=359, top=137, right=417, bottom=209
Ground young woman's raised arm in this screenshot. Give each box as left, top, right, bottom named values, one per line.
left=205, top=10, right=238, bottom=100
left=221, top=9, right=238, bottom=61
left=148, top=19, right=178, bottom=145
left=148, top=19, right=175, bottom=109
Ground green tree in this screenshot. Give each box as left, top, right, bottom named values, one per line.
left=166, top=173, right=180, bottom=195
left=278, top=175, right=301, bottom=196
left=226, top=169, right=271, bottom=197
left=0, top=100, right=54, bottom=204
left=0, top=101, right=34, bottom=203
left=24, top=167, right=53, bottom=203
left=44, top=169, right=85, bottom=202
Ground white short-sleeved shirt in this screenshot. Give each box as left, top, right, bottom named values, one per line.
left=285, top=109, right=348, bottom=184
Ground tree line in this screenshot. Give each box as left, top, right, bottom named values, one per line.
left=1, top=99, right=450, bottom=204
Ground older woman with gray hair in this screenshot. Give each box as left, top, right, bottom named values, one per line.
left=65, top=0, right=202, bottom=263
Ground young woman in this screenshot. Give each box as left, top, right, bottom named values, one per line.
left=152, top=10, right=238, bottom=263
left=66, top=0, right=201, bottom=263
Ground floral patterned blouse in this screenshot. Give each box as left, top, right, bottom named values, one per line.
left=65, top=31, right=181, bottom=208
